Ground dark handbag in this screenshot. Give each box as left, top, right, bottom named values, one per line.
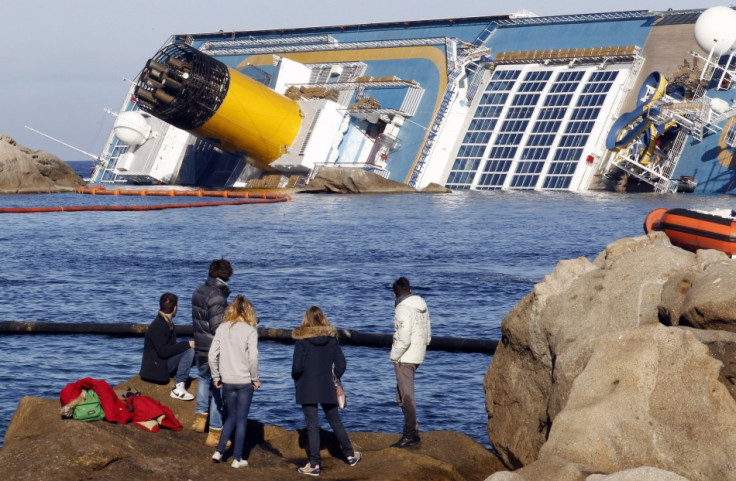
left=332, top=370, right=347, bottom=409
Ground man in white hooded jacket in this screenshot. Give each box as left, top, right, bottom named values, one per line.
left=389, top=276, right=431, bottom=448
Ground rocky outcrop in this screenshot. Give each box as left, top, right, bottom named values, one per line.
left=0, top=375, right=505, bottom=480
left=0, top=134, right=86, bottom=194
left=421, top=182, right=452, bottom=193
left=484, top=231, right=736, bottom=481
left=301, top=167, right=417, bottom=194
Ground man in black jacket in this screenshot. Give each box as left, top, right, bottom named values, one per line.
left=140, top=292, right=195, bottom=400
left=191, top=258, right=233, bottom=446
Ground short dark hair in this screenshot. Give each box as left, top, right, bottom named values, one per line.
left=392, top=276, right=411, bottom=296
left=159, top=292, right=178, bottom=314
left=209, top=258, right=233, bottom=281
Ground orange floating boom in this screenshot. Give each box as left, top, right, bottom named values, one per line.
left=75, top=187, right=279, bottom=199
left=0, top=194, right=290, bottom=214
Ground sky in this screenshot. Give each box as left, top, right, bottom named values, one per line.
left=0, top=0, right=713, bottom=161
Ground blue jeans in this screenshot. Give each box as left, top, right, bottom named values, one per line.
left=302, top=403, right=354, bottom=467
left=195, top=357, right=223, bottom=429
left=165, top=347, right=194, bottom=385
left=218, top=383, right=255, bottom=460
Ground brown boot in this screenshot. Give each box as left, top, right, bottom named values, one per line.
left=192, top=413, right=207, bottom=433
left=205, top=427, right=222, bottom=447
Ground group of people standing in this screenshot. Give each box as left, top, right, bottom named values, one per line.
left=139, top=258, right=432, bottom=475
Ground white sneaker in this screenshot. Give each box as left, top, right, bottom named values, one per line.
left=211, top=451, right=223, bottom=463
left=231, top=459, right=248, bottom=468
left=170, top=382, right=194, bottom=401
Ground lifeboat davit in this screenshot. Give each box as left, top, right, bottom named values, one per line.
left=644, top=208, right=736, bottom=256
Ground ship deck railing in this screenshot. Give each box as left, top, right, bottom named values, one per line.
left=494, top=45, right=639, bottom=65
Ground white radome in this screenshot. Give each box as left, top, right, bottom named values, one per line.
left=113, top=111, right=151, bottom=146
left=694, top=6, right=736, bottom=57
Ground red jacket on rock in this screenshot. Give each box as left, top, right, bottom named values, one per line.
left=59, top=377, right=182, bottom=431
left=59, top=377, right=132, bottom=424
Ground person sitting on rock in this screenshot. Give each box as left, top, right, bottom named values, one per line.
left=140, top=292, right=195, bottom=401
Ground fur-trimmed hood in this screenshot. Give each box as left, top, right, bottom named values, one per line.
left=291, top=324, right=337, bottom=340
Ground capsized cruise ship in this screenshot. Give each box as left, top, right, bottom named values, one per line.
left=90, top=6, right=736, bottom=194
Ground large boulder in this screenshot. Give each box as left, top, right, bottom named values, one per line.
left=484, top=232, right=736, bottom=480
left=0, top=375, right=505, bottom=480
left=301, top=167, right=416, bottom=193
left=0, top=134, right=86, bottom=194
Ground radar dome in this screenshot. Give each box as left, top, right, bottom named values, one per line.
left=695, top=6, right=736, bottom=57
left=113, top=111, right=151, bottom=146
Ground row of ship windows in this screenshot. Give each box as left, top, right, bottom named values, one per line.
left=480, top=91, right=610, bottom=108
left=486, top=69, right=617, bottom=91
left=450, top=149, right=583, bottom=173
left=446, top=172, right=575, bottom=190
left=517, top=79, right=613, bottom=94
left=475, top=119, right=596, bottom=135
left=468, top=107, right=600, bottom=132
left=463, top=112, right=599, bottom=142
left=492, top=132, right=588, bottom=149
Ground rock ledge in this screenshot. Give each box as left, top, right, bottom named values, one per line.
left=0, top=375, right=504, bottom=480
left=0, top=134, right=86, bottom=194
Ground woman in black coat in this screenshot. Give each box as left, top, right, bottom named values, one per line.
left=292, top=306, right=361, bottom=476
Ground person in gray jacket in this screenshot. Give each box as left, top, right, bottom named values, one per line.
left=390, top=276, right=431, bottom=448
left=209, top=295, right=260, bottom=469
left=192, top=258, right=233, bottom=447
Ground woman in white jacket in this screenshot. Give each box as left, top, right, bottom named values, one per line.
left=208, top=295, right=261, bottom=468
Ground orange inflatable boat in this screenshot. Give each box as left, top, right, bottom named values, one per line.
left=644, top=208, right=736, bottom=256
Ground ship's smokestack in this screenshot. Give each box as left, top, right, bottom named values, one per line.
left=134, top=43, right=302, bottom=169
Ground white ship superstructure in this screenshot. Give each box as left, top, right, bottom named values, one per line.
left=91, top=7, right=736, bottom=195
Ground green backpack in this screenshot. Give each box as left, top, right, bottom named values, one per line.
left=72, top=389, right=105, bottom=422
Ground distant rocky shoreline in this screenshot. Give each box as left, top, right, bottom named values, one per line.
left=0, top=135, right=87, bottom=194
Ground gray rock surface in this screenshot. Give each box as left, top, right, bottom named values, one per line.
left=301, top=167, right=416, bottom=193
left=0, top=134, right=86, bottom=194
left=485, top=231, right=736, bottom=480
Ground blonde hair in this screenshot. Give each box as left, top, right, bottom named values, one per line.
left=301, top=305, right=330, bottom=328
left=223, top=295, right=258, bottom=327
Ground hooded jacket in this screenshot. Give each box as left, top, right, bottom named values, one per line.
left=191, top=276, right=230, bottom=358
left=291, top=325, right=346, bottom=405
left=390, top=293, right=431, bottom=364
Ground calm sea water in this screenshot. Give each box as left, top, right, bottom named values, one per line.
left=1, top=168, right=732, bottom=448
